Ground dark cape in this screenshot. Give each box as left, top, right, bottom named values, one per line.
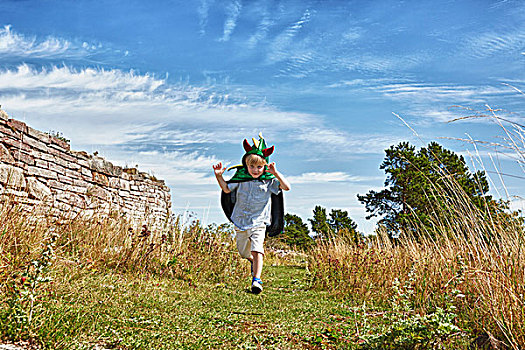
left=221, top=180, right=284, bottom=237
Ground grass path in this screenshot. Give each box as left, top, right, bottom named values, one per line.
left=35, top=264, right=355, bottom=349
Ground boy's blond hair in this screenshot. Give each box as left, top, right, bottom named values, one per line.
left=245, top=154, right=267, bottom=166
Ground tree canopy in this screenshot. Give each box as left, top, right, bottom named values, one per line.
left=281, top=213, right=314, bottom=249
left=309, top=206, right=360, bottom=243
left=357, top=141, right=500, bottom=239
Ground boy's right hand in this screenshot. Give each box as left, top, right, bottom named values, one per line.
left=213, top=162, right=226, bottom=176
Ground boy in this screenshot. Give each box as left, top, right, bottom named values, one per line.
left=213, top=136, right=290, bottom=294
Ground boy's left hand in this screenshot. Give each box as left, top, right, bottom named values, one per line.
left=266, top=162, right=278, bottom=175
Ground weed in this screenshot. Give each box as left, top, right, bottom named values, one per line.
left=0, top=229, right=58, bottom=341
left=358, top=268, right=464, bottom=349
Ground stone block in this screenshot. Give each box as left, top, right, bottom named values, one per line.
left=72, top=150, right=90, bottom=160
left=87, top=186, right=110, bottom=201
left=0, top=164, right=26, bottom=188
left=88, top=156, right=115, bottom=175
left=27, top=127, right=51, bottom=144
left=65, top=169, right=82, bottom=179
left=72, top=179, right=90, bottom=188
left=0, top=124, right=21, bottom=138
left=56, top=192, right=85, bottom=208
left=47, top=180, right=67, bottom=190
left=108, top=177, right=120, bottom=188
left=66, top=161, right=81, bottom=170
left=27, top=166, right=58, bottom=180
left=77, top=158, right=89, bottom=167
left=10, top=149, right=35, bottom=166
left=2, top=137, right=30, bottom=152
left=118, top=190, right=130, bottom=197
left=55, top=151, right=76, bottom=163
left=23, top=135, right=48, bottom=152
left=0, top=109, right=8, bottom=121
left=48, top=162, right=66, bottom=175
left=81, top=167, right=91, bottom=177
left=50, top=136, right=70, bottom=151
left=37, top=152, right=56, bottom=162
left=7, top=119, right=27, bottom=134
left=0, top=144, right=15, bottom=164
left=92, top=171, right=109, bottom=186
left=68, top=184, right=88, bottom=194
left=57, top=175, right=74, bottom=185
left=48, top=146, right=75, bottom=162
left=35, top=159, right=49, bottom=169
left=120, top=179, right=131, bottom=191
left=26, top=177, right=53, bottom=200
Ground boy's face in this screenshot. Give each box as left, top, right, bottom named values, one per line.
left=247, top=164, right=265, bottom=178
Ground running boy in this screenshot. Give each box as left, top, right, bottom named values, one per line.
left=213, top=135, right=290, bottom=294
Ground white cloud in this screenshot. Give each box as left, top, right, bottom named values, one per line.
left=198, top=0, right=213, bottom=35
left=287, top=172, right=382, bottom=184
left=266, top=9, right=312, bottom=64
left=509, top=196, right=525, bottom=213
left=219, top=0, right=242, bottom=42
left=0, top=25, right=98, bottom=58
left=247, top=12, right=274, bottom=49
left=0, top=64, right=165, bottom=91
left=296, top=127, right=404, bottom=156
left=463, top=28, right=525, bottom=58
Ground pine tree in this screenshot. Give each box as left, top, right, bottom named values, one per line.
left=308, top=205, right=330, bottom=238
left=282, top=214, right=314, bottom=249
left=357, top=141, right=506, bottom=240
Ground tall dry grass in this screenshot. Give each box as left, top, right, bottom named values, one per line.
left=308, top=108, right=525, bottom=349
left=0, top=200, right=245, bottom=293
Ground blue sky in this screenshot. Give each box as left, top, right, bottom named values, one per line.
left=1, top=0, right=524, bottom=233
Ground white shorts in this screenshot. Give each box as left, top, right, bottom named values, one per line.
left=235, top=225, right=266, bottom=259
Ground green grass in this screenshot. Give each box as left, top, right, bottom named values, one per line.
left=20, top=264, right=362, bottom=349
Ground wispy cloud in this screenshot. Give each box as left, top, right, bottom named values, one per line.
left=463, top=28, right=525, bottom=58
left=296, top=127, right=403, bottom=156
left=219, top=0, right=242, bottom=42
left=266, top=9, right=312, bottom=64
left=0, top=25, right=97, bottom=58
left=0, top=64, right=351, bottom=151
left=377, top=82, right=516, bottom=106
left=287, top=172, right=381, bottom=184
left=198, top=0, right=214, bottom=36
left=0, top=64, right=165, bottom=91
left=247, top=9, right=274, bottom=49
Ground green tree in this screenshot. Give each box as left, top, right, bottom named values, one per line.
left=328, top=209, right=361, bottom=244
left=309, top=205, right=330, bottom=238
left=282, top=214, right=314, bottom=249
left=357, top=141, right=499, bottom=240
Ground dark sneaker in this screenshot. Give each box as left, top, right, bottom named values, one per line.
left=251, top=278, right=263, bottom=294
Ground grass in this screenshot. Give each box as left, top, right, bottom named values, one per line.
left=4, top=260, right=365, bottom=349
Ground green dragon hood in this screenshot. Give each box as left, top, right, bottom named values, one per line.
left=227, top=133, right=275, bottom=183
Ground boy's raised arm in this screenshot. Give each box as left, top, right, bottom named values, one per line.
left=213, top=162, right=231, bottom=193
left=266, top=162, right=291, bottom=191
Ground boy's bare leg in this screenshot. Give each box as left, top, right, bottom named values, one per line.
left=251, top=251, right=263, bottom=279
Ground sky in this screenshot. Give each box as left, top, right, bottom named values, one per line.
left=1, top=0, right=524, bottom=233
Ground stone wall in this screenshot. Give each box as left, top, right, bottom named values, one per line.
left=0, top=109, right=171, bottom=230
